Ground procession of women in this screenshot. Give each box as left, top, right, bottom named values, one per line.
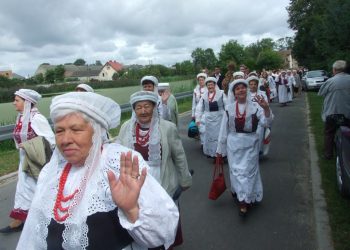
left=0, top=64, right=301, bottom=249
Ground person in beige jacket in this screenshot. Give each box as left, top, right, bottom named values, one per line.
left=118, top=91, right=192, bottom=249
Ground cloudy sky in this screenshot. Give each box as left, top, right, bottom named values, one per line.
left=0, top=0, right=294, bottom=77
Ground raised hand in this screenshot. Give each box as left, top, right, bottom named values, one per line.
left=253, top=95, right=269, bottom=110
left=253, top=95, right=271, bottom=117
left=161, top=89, right=170, bottom=103
left=107, top=151, right=147, bottom=223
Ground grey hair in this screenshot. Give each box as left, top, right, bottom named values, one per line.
left=52, top=109, right=93, bottom=125
left=332, top=60, right=347, bottom=72
left=52, top=108, right=109, bottom=142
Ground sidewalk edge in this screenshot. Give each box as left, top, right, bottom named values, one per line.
left=306, top=94, right=334, bottom=250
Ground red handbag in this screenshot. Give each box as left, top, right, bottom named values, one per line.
left=208, top=157, right=226, bottom=200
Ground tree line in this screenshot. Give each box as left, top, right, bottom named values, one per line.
left=287, top=0, right=350, bottom=70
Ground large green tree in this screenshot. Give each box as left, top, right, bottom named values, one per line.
left=256, top=50, right=284, bottom=70
left=218, top=40, right=245, bottom=67
left=191, top=48, right=218, bottom=72
left=73, top=58, right=86, bottom=66
left=54, top=65, right=65, bottom=82
left=287, top=0, right=350, bottom=69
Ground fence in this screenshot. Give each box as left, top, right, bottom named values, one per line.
left=0, top=91, right=193, bottom=141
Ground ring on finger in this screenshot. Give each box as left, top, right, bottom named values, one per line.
left=131, top=174, right=140, bottom=179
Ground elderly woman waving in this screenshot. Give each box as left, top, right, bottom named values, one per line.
left=217, top=79, right=273, bottom=217
left=17, top=92, right=179, bottom=250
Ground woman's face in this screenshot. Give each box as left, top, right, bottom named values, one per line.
left=142, top=82, right=155, bottom=92
left=234, top=84, right=247, bottom=102
left=13, top=95, right=25, bottom=113
left=198, top=77, right=206, bottom=87
left=207, top=82, right=216, bottom=93
left=134, top=100, right=155, bottom=124
left=249, top=80, right=258, bottom=93
left=55, top=113, right=94, bottom=166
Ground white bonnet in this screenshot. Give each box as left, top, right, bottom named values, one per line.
left=141, top=76, right=159, bottom=86
left=246, top=76, right=259, bottom=83
left=233, top=71, right=244, bottom=78
left=248, top=71, right=258, bottom=77
left=231, top=79, right=248, bottom=90
left=50, top=92, right=120, bottom=130
left=158, top=82, right=170, bottom=90
left=15, top=89, right=42, bottom=104
left=196, top=73, right=207, bottom=79
left=76, top=83, right=94, bottom=92
left=205, top=77, right=217, bottom=85
left=130, top=91, right=158, bottom=107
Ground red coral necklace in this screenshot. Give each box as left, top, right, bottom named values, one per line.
left=53, top=163, right=78, bottom=222
left=135, top=123, right=150, bottom=146
left=235, top=101, right=247, bottom=121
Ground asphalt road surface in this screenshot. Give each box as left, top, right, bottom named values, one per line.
left=0, top=94, right=318, bottom=250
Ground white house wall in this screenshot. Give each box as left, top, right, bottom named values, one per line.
left=98, top=66, right=117, bottom=81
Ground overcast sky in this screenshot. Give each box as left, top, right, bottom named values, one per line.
left=0, top=0, right=294, bottom=77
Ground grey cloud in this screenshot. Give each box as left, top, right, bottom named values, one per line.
left=0, top=0, right=294, bottom=76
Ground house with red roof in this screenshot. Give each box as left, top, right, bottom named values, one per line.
left=98, top=60, right=123, bottom=81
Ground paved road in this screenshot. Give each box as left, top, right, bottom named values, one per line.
left=0, top=94, right=320, bottom=249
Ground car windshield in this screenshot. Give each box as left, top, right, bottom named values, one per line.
left=307, top=71, right=327, bottom=78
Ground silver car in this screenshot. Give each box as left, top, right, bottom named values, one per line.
left=302, top=70, right=328, bottom=90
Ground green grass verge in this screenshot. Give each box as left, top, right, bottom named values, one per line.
left=0, top=97, right=193, bottom=176
left=308, top=92, right=350, bottom=250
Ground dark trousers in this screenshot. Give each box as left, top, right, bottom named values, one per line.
left=324, top=118, right=338, bottom=158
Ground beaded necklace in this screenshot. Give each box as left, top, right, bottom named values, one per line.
left=53, top=163, right=78, bottom=222
left=135, top=123, right=150, bottom=146
left=235, top=101, right=247, bottom=121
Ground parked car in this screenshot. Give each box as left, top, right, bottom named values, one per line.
left=301, top=70, right=328, bottom=90
left=335, top=125, right=350, bottom=197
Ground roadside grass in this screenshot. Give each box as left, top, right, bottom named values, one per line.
left=0, top=97, right=193, bottom=176
left=308, top=92, right=350, bottom=250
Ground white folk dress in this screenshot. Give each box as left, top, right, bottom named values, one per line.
left=217, top=100, right=273, bottom=203
left=277, top=75, right=290, bottom=104
left=11, top=110, right=55, bottom=221
left=192, top=85, right=207, bottom=144
left=195, top=90, right=225, bottom=157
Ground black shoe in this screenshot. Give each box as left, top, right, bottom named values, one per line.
left=238, top=208, right=247, bottom=217
left=0, top=224, right=24, bottom=234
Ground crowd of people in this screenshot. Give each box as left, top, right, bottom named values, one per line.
left=3, top=59, right=343, bottom=249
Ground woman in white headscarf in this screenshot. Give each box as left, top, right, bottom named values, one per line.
left=118, top=91, right=192, bottom=249
left=247, top=76, right=271, bottom=156
left=192, top=73, right=207, bottom=145
left=17, top=92, right=179, bottom=250
left=276, top=71, right=290, bottom=106
left=0, top=89, right=55, bottom=234
left=195, top=77, right=226, bottom=159
left=217, top=79, right=273, bottom=216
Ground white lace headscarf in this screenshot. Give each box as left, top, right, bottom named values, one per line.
left=75, top=83, right=94, bottom=92
left=14, top=89, right=41, bottom=146
left=205, top=76, right=220, bottom=92
left=20, top=92, right=121, bottom=249
left=227, top=79, right=249, bottom=104
left=140, top=75, right=159, bottom=93
left=124, top=91, right=161, bottom=170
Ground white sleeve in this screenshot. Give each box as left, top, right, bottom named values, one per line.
left=216, top=112, right=228, bottom=156
left=161, top=103, right=171, bottom=121
left=191, top=92, right=196, bottom=118
left=31, top=114, right=55, bottom=147
left=257, top=106, right=274, bottom=128
left=116, top=152, right=179, bottom=249
left=195, top=97, right=204, bottom=123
